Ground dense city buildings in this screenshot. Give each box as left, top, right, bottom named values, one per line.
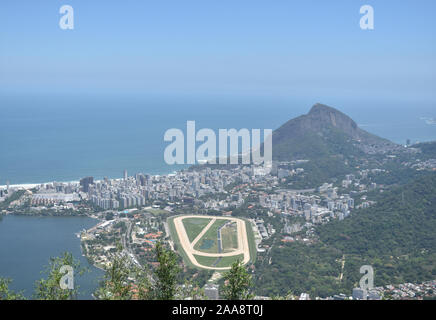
left=1, top=149, right=435, bottom=300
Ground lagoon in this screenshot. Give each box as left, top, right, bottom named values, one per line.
left=0, top=215, right=103, bottom=299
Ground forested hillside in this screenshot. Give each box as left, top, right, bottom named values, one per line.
left=255, top=173, right=436, bottom=297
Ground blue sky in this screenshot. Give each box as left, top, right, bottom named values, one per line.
left=0, top=0, right=435, bottom=102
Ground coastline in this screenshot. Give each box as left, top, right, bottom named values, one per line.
left=0, top=179, right=115, bottom=190
left=0, top=169, right=180, bottom=274
left=0, top=181, right=80, bottom=190
left=79, top=220, right=107, bottom=273
left=0, top=173, right=180, bottom=190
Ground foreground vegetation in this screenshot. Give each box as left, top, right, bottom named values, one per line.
left=0, top=243, right=253, bottom=300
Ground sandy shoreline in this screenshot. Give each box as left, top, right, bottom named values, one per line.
left=0, top=181, right=80, bottom=190
left=0, top=174, right=173, bottom=190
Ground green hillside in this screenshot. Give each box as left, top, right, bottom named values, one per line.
left=255, top=173, right=436, bottom=297
left=271, top=103, right=399, bottom=161
left=318, top=172, right=436, bottom=256
left=413, top=141, right=436, bottom=159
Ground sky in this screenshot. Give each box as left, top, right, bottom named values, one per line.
left=0, top=0, right=435, bottom=102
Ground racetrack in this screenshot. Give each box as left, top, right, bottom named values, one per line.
left=172, top=215, right=251, bottom=270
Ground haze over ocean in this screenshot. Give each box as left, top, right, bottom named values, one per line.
left=0, top=93, right=435, bottom=185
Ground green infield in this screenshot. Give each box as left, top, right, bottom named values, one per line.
left=193, top=254, right=244, bottom=268
left=182, top=217, right=212, bottom=242
left=193, top=219, right=229, bottom=253
left=221, top=222, right=238, bottom=252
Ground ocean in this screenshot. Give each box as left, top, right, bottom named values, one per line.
left=0, top=93, right=435, bottom=185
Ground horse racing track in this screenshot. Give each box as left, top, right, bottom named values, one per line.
left=168, top=215, right=255, bottom=270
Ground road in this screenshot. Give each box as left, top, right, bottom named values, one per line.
left=121, top=219, right=141, bottom=267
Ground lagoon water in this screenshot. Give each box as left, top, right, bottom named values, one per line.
left=0, top=215, right=103, bottom=299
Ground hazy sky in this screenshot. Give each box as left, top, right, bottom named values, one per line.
left=1, top=0, right=435, bottom=101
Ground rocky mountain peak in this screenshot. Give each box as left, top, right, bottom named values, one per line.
left=307, top=103, right=358, bottom=135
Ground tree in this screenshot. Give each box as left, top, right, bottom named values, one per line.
left=34, top=252, right=85, bottom=300
left=270, top=290, right=296, bottom=300
left=150, top=242, right=181, bottom=300
left=96, top=243, right=152, bottom=300
left=96, top=244, right=135, bottom=300
left=0, top=278, right=26, bottom=300
left=105, top=212, right=114, bottom=220
left=221, top=260, right=252, bottom=300
left=134, top=266, right=152, bottom=300
left=179, top=279, right=206, bottom=300
left=96, top=242, right=183, bottom=300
